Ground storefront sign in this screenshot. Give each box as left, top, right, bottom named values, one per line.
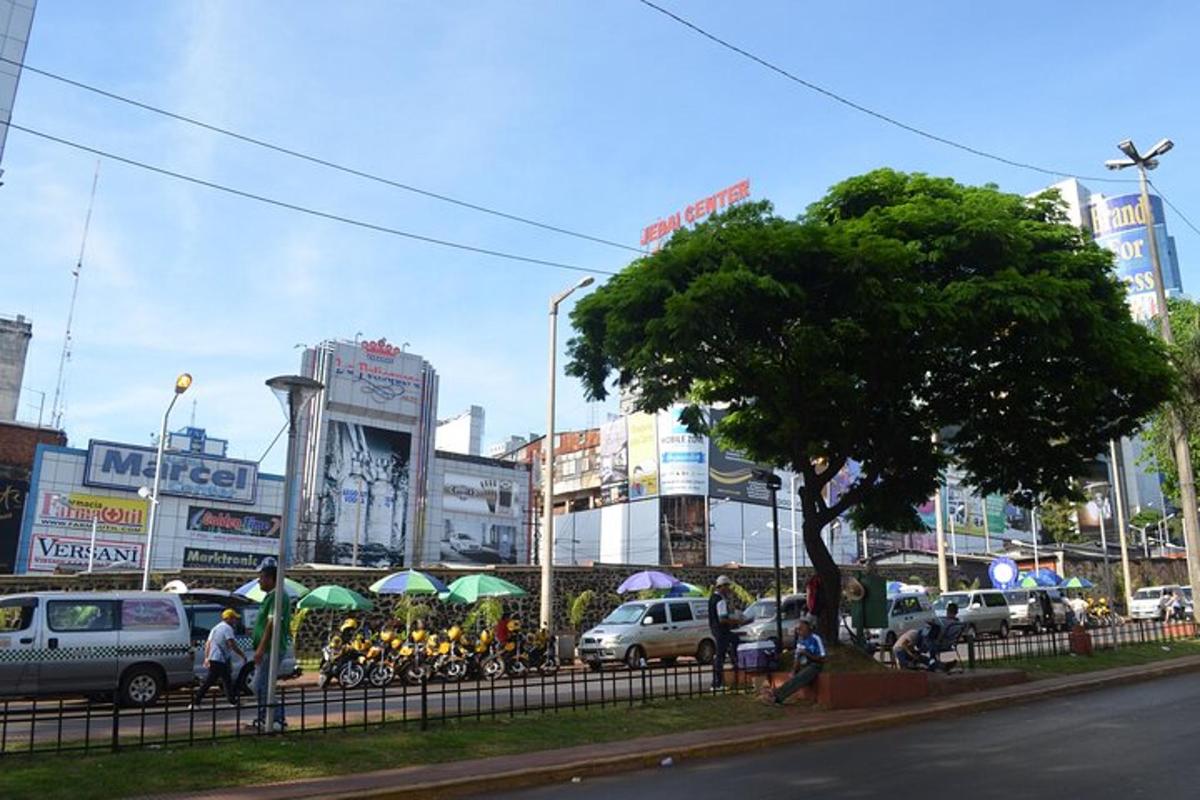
left=186, top=506, right=281, bottom=539
left=627, top=412, right=659, bottom=499
left=27, top=532, right=142, bottom=572
left=327, top=339, right=425, bottom=416
left=182, top=547, right=272, bottom=570
left=707, top=409, right=772, bottom=505
left=35, top=491, right=148, bottom=535
left=640, top=179, right=751, bottom=247
left=84, top=440, right=258, bottom=504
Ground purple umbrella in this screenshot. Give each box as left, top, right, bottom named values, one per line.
left=617, top=570, right=681, bottom=594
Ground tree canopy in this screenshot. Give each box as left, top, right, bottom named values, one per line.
left=1140, top=297, right=1200, bottom=504
left=567, top=169, right=1173, bottom=636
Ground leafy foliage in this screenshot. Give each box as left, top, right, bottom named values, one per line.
left=1039, top=497, right=1086, bottom=544
left=462, top=598, right=504, bottom=631
left=566, top=590, right=596, bottom=630
left=1139, top=297, right=1200, bottom=504
left=391, top=595, right=432, bottom=632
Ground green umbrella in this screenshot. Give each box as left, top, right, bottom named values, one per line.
left=1062, top=576, right=1095, bottom=589
left=443, top=574, right=528, bottom=605
left=236, top=576, right=310, bottom=603
left=1017, top=575, right=1040, bottom=588
left=297, top=584, right=374, bottom=611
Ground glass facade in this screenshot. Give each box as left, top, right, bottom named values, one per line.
left=0, top=0, right=36, bottom=172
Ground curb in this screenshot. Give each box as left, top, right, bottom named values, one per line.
left=173, top=655, right=1200, bottom=800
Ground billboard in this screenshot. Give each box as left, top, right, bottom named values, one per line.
left=27, top=532, right=142, bottom=572
left=84, top=440, right=258, bottom=504
left=707, top=408, right=772, bottom=505
left=182, top=547, right=272, bottom=570
left=0, top=1, right=36, bottom=171
left=657, top=405, right=708, bottom=496
left=438, top=515, right=518, bottom=565
left=441, top=473, right=519, bottom=517
left=626, top=412, right=659, bottom=499
left=316, top=420, right=411, bottom=568
left=0, top=479, right=27, bottom=573
left=599, top=417, right=629, bottom=500
left=918, top=470, right=1007, bottom=538
left=34, top=491, right=147, bottom=535
left=186, top=506, right=281, bottom=540
left=1089, top=193, right=1172, bottom=322
left=327, top=338, right=425, bottom=417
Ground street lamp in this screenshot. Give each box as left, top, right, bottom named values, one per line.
left=754, top=469, right=785, bottom=649
left=540, top=276, right=594, bottom=633
left=140, top=372, right=192, bottom=591
left=264, top=374, right=324, bottom=718
left=1106, top=137, right=1200, bottom=621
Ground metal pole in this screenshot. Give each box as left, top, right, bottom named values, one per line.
left=141, top=394, right=178, bottom=592
left=1138, top=164, right=1200, bottom=622
left=981, top=496, right=991, bottom=555
left=539, top=305, right=558, bottom=633
left=770, top=483, right=783, bottom=649
left=87, top=515, right=97, bottom=573
left=949, top=505, right=958, bottom=566
left=1032, top=507, right=1040, bottom=574
left=932, top=434, right=948, bottom=592
left=1098, top=502, right=1114, bottom=605
left=266, top=388, right=300, bottom=718
left=1110, top=439, right=1134, bottom=612
left=790, top=472, right=798, bottom=593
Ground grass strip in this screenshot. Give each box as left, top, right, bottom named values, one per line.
left=989, top=637, right=1200, bottom=676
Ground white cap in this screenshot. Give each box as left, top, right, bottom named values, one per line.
left=715, top=575, right=732, bottom=587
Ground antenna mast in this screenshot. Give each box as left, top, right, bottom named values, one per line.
left=50, top=160, right=100, bottom=429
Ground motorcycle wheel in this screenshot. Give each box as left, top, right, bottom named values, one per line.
left=339, top=660, right=366, bottom=690
left=317, top=671, right=331, bottom=689
left=539, top=658, right=559, bottom=677
left=507, top=658, right=529, bottom=678
left=368, top=662, right=394, bottom=688
left=482, top=656, right=505, bottom=681
left=403, top=663, right=427, bottom=686
left=444, top=661, right=467, bottom=682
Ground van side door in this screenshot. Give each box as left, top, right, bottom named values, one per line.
left=667, top=602, right=696, bottom=655
left=0, top=597, right=41, bottom=695
left=638, top=602, right=671, bottom=659
left=120, top=597, right=191, bottom=690
left=41, top=598, right=120, bottom=694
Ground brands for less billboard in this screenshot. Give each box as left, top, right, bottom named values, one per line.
left=1089, top=194, right=1173, bottom=322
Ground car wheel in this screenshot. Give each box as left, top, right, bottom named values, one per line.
left=241, top=664, right=256, bottom=695
left=883, top=631, right=898, bottom=648
left=119, top=666, right=164, bottom=708
left=625, top=645, right=647, bottom=670
left=695, top=639, right=716, bottom=665
left=998, top=620, right=1009, bottom=639
left=1030, top=618, right=1041, bottom=636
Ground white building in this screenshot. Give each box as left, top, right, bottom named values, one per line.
left=435, top=405, right=485, bottom=456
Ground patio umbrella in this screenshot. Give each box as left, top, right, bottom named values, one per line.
left=443, top=574, right=528, bottom=605
left=234, top=576, right=310, bottom=603
left=370, top=569, right=448, bottom=595
left=1017, top=575, right=1040, bottom=588
left=297, top=584, right=374, bottom=611
left=1063, top=576, right=1095, bottom=589
left=617, top=570, right=680, bottom=594
left=665, top=581, right=706, bottom=598
left=1034, top=568, right=1063, bottom=587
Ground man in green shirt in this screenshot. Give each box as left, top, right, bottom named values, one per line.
left=251, top=558, right=292, bottom=732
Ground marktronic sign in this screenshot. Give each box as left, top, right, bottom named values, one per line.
left=640, top=179, right=752, bottom=248
left=84, top=441, right=259, bottom=505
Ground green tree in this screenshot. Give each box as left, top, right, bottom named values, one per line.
left=1039, top=497, right=1085, bottom=545
left=1140, top=297, right=1200, bottom=505
left=567, top=169, right=1171, bottom=639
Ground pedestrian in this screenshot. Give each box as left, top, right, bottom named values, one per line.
left=892, top=626, right=922, bottom=670
left=707, top=575, right=744, bottom=689
left=250, top=558, right=292, bottom=733
left=190, top=608, right=246, bottom=709
left=765, top=616, right=826, bottom=705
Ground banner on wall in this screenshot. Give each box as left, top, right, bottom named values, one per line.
left=438, top=515, right=518, bottom=565
left=186, top=506, right=281, bottom=540
left=27, top=532, right=142, bottom=572
left=917, top=471, right=1007, bottom=537
left=0, top=479, right=29, bottom=573
left=657, top=405, right=708, bottom=496
left=441, top=473, right=519, bottom=517
left=599, top=418, right=629, bottom=500
left=84, top=440, right=258, bottom=504
left=183, top=547, right=273, bottom=570
left=1089, top=193, right=1171, bottom=322
left=35, top=491, right=147, bottom=535
left=626, top=412, right=659, bottom=499
left=707, top=408, right=772, bottom=504
left=327, top=338, right=425, bottom=417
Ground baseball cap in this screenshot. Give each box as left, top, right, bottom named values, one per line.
left=221, top=608, right=240, bottom=621
left=715, top=575, right=732, bottom=587
left=257, top=557, right=278, bottom=576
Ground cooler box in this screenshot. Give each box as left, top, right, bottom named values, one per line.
left=737, top=640, right=777, bottom=672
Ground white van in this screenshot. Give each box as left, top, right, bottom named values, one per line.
left=933, top=589, right=1010, bottom=638
left=578, top=599, right=714, bottom=668
left=1129, top=585, right=1183, bottom=620
left=868, top=593, right=937, bottom=647
left=0, top=591, right=194, bottom=706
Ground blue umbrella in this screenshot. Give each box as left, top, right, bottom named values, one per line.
left=887, top=581, right=902, bottom=594
left=665, top=581, right=705, bottom=598
left=369, top=569, right=449, bottom=595
left=1034, top=568, right=1063, bottom=587
left=617, top=570, right=680, bottom=594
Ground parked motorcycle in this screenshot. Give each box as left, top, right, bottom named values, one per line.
left=365, top=629, right=397, bottom=688
left=317, top=620, right=367, bottom=690
left=524, top=628, right=559, bottom=677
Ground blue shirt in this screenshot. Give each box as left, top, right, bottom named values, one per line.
left=795, top=632, right=826, bottom=660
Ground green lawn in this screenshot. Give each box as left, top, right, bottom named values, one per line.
left=990, top=638, right=1200, bottom=677
left=0, top=694, right=782, bottom=800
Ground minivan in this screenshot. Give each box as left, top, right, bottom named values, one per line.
left=1003, top=588, right=1069, bottom=633
left=733, top=593, right=807, bottom=650
left=1129, top=585, right=1183, bottom=621
left=932, top=589, right=1011, bottom=638
left=578, top=599, right=714, bottom=668
left=869, top=593, right=937, bottom=647
left=0, top=591, right=194, bottom=706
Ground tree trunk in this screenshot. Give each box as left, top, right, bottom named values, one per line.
left=801, top=489, right=842, bottom=642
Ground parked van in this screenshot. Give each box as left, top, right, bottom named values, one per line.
left=868, top=593, right=937, bottom=647
left=733, top=593, right=807, bottom=650
left=0, top=591, right=194, bottom=706
left=1003, top=588, right=1069, bottom=633
left=932, top=589, right=1010, bottom=638
left=578, top=599, right=714, bottom=668
left=1129, top=585, right=1183, bottom=621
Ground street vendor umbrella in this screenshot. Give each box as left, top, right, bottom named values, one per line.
left=443, top=574, right=528, bottom=605
left=234, top=576, right=310, bottom=603
left=1034, top=568, right=1063, bottom=587
left=370, top=569, right=448, bottom=596
left=666, top=581, right=705, bottom=598
left=1017, top=575, right=1040, bottom=588
left=1063, top=576, right=1095, bottom=589
left=297, top=584, right=374, bottom=611
left=617, top=570, right=680, bottom=594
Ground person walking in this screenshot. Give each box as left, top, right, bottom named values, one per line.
left=765, top=616, right=826, bottom=705
left=707, top=575, right=744, bottom=689
left=251, top=558, right=292, bottom=733
left=190, top=608, right=246, bottom=709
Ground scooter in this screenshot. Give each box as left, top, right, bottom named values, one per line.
left=524, top=628, right=559, bottom=677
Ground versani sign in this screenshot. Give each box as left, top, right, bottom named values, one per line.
left=84, top=441, right=259, bottom=504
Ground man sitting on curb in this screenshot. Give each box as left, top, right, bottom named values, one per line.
left=762, top=616, right=826, bottom=705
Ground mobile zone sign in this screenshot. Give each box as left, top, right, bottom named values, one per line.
left=640, top=179, right=752, bottom=248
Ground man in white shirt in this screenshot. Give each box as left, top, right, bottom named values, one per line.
left=191, top=608, right=247, bottom=708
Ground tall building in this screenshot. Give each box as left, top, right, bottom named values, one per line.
left=0, top=313, right=32, bottom=421
left=435, top=405, right=485, bottom=456
left=0, top=0, right=36, bottom=177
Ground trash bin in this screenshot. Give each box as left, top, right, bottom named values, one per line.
left=736, top=640, right=778, bottom=672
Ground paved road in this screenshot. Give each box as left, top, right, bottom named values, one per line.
left=493, top=672, right=1200, bottom=799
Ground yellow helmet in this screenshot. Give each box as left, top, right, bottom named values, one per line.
left=412, top=629, right=427, bottom=643
left=447, top=625, right=462, bottom=642
left=391, top=638, right=403, bottom=650
left=340, top=618, right=358, bottom=633
left=438, top=641, right=451, bottom=655
left=479, top=629, right=492, bottom=644
left=507, top=619, right=522, bottom=633
left=380, top=630, right=394, bottom=643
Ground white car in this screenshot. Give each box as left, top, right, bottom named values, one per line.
left=867, top=593, right=937, bottom=647
left=733, top=594, right=807, bottom=650
left=1129, top=585, right=1183, bottom=621
left=933, top=589, right=1010, bottom=638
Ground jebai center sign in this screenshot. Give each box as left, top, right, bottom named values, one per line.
left=640, top=179, right=752, bottom=248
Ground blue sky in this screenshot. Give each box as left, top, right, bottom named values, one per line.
left=3, top=1, right=1198, bottom=473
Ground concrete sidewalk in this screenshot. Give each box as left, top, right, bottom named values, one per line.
left=155, top=655, right=1200, bottom=800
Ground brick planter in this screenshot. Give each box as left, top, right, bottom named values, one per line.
left=743, top=669, right=929, bottom=710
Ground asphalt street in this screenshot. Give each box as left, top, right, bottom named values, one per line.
left=493, top=672, right=1200, bottom=799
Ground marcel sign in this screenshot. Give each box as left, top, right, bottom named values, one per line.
left=84, top=440, right=258, bottom=505
left=640, top=179, right=752, bottom=248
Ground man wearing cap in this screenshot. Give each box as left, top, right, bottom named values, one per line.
left=707, top=575, right=745, bottom=689
left=251, top=558, right=292, bottom=732
left=190, top=608, right=246, bottom=708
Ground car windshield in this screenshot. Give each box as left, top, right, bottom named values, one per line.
left=744, top=600, right=777, bottom=620
left=601, top=604, right=647, bottom=625
left=1135, top=589, right=1162, bottom=600
left=933, top=593, right=969, bottom=611
left=1183, top=588, right=1193, bottom=600
left=1004, top=591, right=1029, bottom=603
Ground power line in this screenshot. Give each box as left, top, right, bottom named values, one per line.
left=9, top=122, right=617, bottom=277
left=0, top=56, right=642, bottom=255
left=1151, top=181, right=1200, bottom=240
left=635, top=0, right=1138, bottom=186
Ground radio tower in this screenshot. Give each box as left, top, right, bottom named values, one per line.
left=50, top=160, right=100, bottom=430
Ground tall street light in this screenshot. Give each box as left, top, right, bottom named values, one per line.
left=264, top=374, right=324, bottom=717
left=1106, top=137, right=1200, bottom=621
left=540, top=276, right=594, bottom=633
left=141, top=372, right=192, bottom=591
left=754, top=469, right=785, bottom=649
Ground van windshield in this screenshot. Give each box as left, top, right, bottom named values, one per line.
left=601, top=604, right=646, bottom=625
left=1135, top=589, right=1162, bottom=600
left=744, top=600, right=776, bottom=621
left=933, top=593, right=969, bottom=612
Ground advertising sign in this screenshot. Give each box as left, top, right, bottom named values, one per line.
left=599, top=418, right=629, bottom=493
left=35, top=491, right=147, bottom=535
left=84, top=440, right=258, bottom=504
left=186, top=506, right=281, bottom=540
left=182, top=547, right=272, bottom=570
left=917, top=471, right=1007, bottom=538
left=27, top=532, right=142, bottom=572
left=441, top=473, right=519, bottom=517
left=0, top=479, right=28, bottom=573
left=641, top=179, right=752, bottom=248
left=438, top=515, right=518, bottom=565
left=707, top=408, right=772, bottom=505
left=316, top=420, right=411, bottom=567
left=657, top=405, right=708, bottom=496
left=1089, top=193, right=1170, bottom=322
left=626, top=412, right=659, bottom=499
left=327, top=338, right=425, bottom=417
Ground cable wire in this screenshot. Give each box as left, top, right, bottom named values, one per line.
left=7, top=123, right=617, bottom=276
left=0, top=56, right=642, bottom=254
left=636, top=0, right=1138, bottom=186
left=1150, top=181, right=1200, bottom=239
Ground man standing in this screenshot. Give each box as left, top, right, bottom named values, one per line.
left=707, top=575, right=744, bottom=689
left=767, top=617, right=826, bottom=705
left=251, top=558, right=292, bottom=733
left=190, top=608, right=245, bottom=708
